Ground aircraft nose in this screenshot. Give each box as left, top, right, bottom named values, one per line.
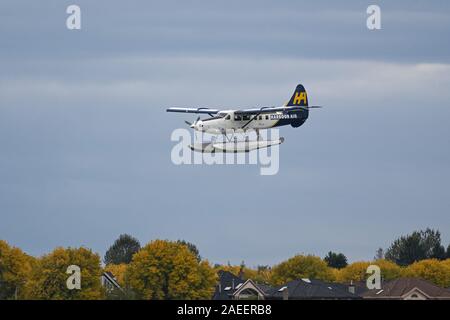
left=193, top=121, right=203, bottom=130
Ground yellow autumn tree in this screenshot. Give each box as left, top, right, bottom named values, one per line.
left=404, top=259, right=450, bottom=287
left=214, top=264, right=272, bottom=284
left=26, top=247, right=104, bottom=300
left=270, top=255, right=335, bottom=285
left=0, top=240, right=34, bottom=299
left=372, top=259, right=403, bottom=280
left=126, top=240, right=216, bottom=299
left=336, top=259, right=404, bottom=283
left=335, top=261, right=370, bottom=283
left=214, top=264, right=241, bottom=277
left=244, top=267, right=272, bottom=284
left=330, top=268, right=341, bottom=282
left=104, top=263, right=127, bottom=287
left=441, top=259, right=450, bottom=269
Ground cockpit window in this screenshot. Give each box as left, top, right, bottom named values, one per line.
left=204, top=113, right=226, bottom=121
left=225, top=115, right=231, bottom=120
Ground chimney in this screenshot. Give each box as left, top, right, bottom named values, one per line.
left=348, top=280, right=355, bottom=294
left=282, top=288, right=289, bottom=300
left=232, top=279, right=235, bottom=290
left=218, top=283, right=222, bottom=293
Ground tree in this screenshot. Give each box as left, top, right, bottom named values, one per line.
left=176, top=240, right=201, bottom=262
left=431, top=242, right=447, bottom=260
left=441, top=259, right=450, bottom=270
left=26, top=247, right=103, bottom=299
left=126, top=240, right=216, bottom=299
left=214, top=264, right=241, bottom=277
left=254, top=265, right=272, bottom=284
left=372, top=259, right=403, bottom=280
left=103, top=263, right=137, bottom=300
left=374, top=248, right=384, bottom=260
left=324, top=251, right=348, bottom=269
left=104, top=234, right=141, bottom=265
left=270, top=255, right=334, bottom=285
left=447, top=245, right=450, bottom=259
left=335, top=261, right=370, bottom=283
left=405, top=259, right=450, bottom=287
left=385, top=229, right=446, bottom=266
left=337, top=260, right=403, bottom=283
left=213, top=264, right=272, bottom=284
left=0, top=240, right=34, bottom=299
left=104, top=264, right=128, bottom=287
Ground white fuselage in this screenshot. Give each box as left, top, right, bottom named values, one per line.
left=192, top=110, right=295, bottom=134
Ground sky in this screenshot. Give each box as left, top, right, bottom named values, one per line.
left=1, top=0, right=450, bottom=267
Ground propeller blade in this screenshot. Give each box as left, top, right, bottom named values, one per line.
left=185, top=121, right=192, bottom=126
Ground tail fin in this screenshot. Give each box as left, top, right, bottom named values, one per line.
left=285, top=84, right=308, bottom=107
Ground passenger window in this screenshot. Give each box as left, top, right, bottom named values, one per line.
left=234, top=115, right=241, bottom=121
left=243, top=115, right=250, bottom=121
left=259, top=116, right=263, bottom=120
left=265, top=115, right=269, bottom=120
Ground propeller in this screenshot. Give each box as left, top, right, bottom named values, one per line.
left=186, top=116, right=201, bottom=128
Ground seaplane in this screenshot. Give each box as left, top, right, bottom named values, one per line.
left=166, top=84, right=321, bottom=152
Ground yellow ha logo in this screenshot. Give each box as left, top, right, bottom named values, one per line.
left=293, top=92, right=307, bottom=105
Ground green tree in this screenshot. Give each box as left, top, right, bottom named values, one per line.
left=324, top=251, right=348, bottom=269
left=177, top=240, right=201, bottom=262
left=447, top=245, right=450, bottom=259
left=270, top=255, right=334, bottom=285
left=26, top=247, right=103, bottom=299
left=126, top=240, right=216, bottom=299
left=431, top=242, right=447, bottom=260
left=385, top=228, right=446, bottom=266
left=0, top=240, right=34, bottom=299
left=104, top=234, right=141, bottom=265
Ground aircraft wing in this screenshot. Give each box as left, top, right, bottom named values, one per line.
left=166, top=107, right=220, bottom=114
left=235, top=106, right=302, bottom=114
left=235, top=105, right=321, bottom=115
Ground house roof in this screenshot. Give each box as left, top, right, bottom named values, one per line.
left=212, top=271, right=246, bottom=300
left=102, top=271, right=122, bottom=290
left=212, top=271, right=276, bottom=300
left=362, top=278, right=450, bottom=299
left=267, top=279, right=360, bottom=300
left=340, top=281, right=370, bottom=296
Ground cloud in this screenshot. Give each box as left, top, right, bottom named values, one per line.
left=1, top=0, right=450, bottom=62
left=2, top=56, right=450, bottom=109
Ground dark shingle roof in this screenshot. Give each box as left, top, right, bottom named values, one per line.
left=339, top=281, right=369, bottom=296
left=212, top=271, right=245, bottom=300
left=267, top=279, right=361, bottom=300
left=212, top=271, right=276, bottom=300
left=362, top=278, right=450, bottom=299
